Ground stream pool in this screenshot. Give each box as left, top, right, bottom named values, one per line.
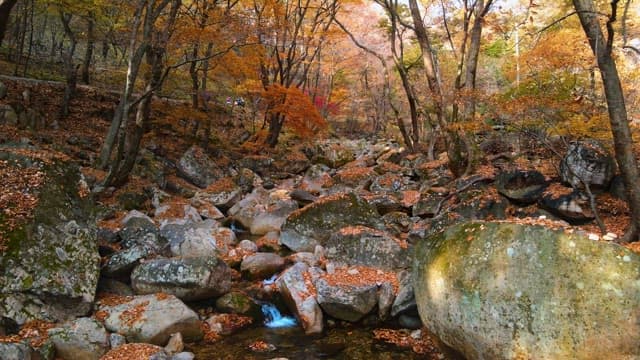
left=189, top=324, right=442, bottom=360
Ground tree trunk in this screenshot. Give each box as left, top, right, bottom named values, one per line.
left=59, top=10, right=78, bottom=119
left=0, top=0, right=18, bottom=46
left=573, top=0, right=640, bottom=243
left=81, top=12, right=95, bottom=84
left=266, top=114, right=284, bottom=147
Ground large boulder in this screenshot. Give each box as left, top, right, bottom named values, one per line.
left=228, top=188, right=298, bottom=235
left=131, top=256, right=232, bottom=301
left=559, top=141, right=616, bottom=190
left=315, top=278, right=377, bottom=322
left=0, top=147, right=100, bottom=325
left=177, top=145, right=225, bottom=188
left=413, top=221, right=640, bottom=360
left=324, top=226, right=410, bottom=270
left=280, top=193, right=383, bottom=252
left=99, top=294, right=203, bottom=345
left=276, top=262, right=323, bottom=334
left=314, top=140, right=356, bottom=168
left=48, top=317, right=109, bottom=360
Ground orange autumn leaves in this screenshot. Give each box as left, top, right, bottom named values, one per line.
left=263, top=84, right=328, bottom=139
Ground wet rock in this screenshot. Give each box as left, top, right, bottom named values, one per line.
left=280, top=193, right=382, bottom=252
left=276, top=263, right=323, bottom=334
left=413, top=221, right=640, bottom=360
left=99, top=294, right=203, bottom=345
left=495, top=170, right=547, bottom=205
left=398, top=314, right=422, bottom=330
left=229, top=188, right=299, bottom=235
left=324, top=226, right=410, bottom=270
left=560, top=141, right=615, bottom=190
left=131, top=256, right=232, bottom=301
left=48, top=317, right=109, bottom=360
left=215, top=292, right=262, bottom=320
left=315, top=278, right=377, bottom=322
left=241, top=253, right=286, bottom=280
left=177, top=145, right=225, bottom=188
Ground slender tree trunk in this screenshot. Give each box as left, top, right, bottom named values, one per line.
left=59, top=10, right=78, bottom=119
left=81, top=12, right=95, bottom=84
left=22, top=0, right=34, bottom=76
left=0, top=0, right=18, bottom=46
left=573, top=0, right=640, bottom=243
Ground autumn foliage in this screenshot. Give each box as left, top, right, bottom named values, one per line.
left=263, top=84, right=328, bottom=139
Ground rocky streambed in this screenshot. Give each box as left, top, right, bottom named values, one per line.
left=0, top=136, right=638, bottom=359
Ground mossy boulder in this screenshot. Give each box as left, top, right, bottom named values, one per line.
left=280, top=192, right=383, bottom=252
left=215, top=292, right=262, bottom=320
left=131, top=256, right=233, bottom=301
left=413, top=221, right=640, bottom=360
left=0, top=148, right=100, bottom=325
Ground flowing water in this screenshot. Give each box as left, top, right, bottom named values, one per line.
left=261, top=302, right=298, bottom=328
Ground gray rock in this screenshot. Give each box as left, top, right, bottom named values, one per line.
left=377, top=281, right=395, bottom=320
left=315, top=278, right=377, bottom=322
left=280, top=192, right=382, bottom=252
left=118, top=216, right=165, bottom=251
left=109, top=333, right=126, bottom=349
left=276, top=263, right=323, bottom=334
left=413, top=221, right=640, bottom=360
left=0, top=152, right=100, bottom=325
left=324, top=226, right=410, bottom=270
left=171, top=352, right=195, bottom=360
left=102, top=244, right=155, bottom=278
left=560, top=141, right=616, bottom=189
left=240, top=253, right=286, bottom=280
left=228, top=188, right=298, bottom=235
left=100, top=294, right=203, bottom=345
left=314, top=140, right=356, bottom=168
left=391, top=271, right=416, bottom=317
left=162, top=220, right=228, bottom=258
left=131, top=256, right=232, bottom=301
left=191, top=179, right=243, bottom=211
left=177, top=145, right=225, bottom=188
left=238, top=240, right=258, bottom=253
left=0, top=342, right=32, bottom=360
left=48, top=317, right=109, bottom=360
left=0, top=104, right=18, bottom=126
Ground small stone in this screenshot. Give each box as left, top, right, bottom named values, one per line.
left=588, top=233, right=600, bottom=241
left=110, top=333, right=126, bottom=349
left=164, top=332, right=184, bottom=354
